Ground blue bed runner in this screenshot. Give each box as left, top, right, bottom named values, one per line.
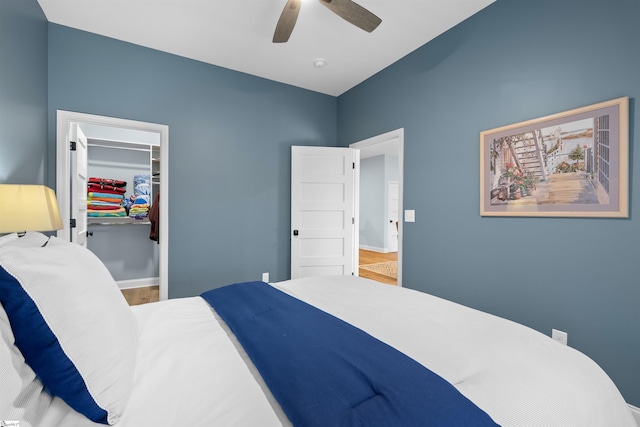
left=201, top=281, right=499, bottom=427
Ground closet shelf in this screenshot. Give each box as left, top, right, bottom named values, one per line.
left=88, top=217, right=150, bottom=226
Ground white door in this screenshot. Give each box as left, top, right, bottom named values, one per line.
left=291, top=146, right=356, bottom=279
left=70, top=124, right=88, bottom=247
left=387, top=180, right=399, bottom=252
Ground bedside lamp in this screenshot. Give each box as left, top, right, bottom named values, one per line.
left=0, top=184, right=63, bottom=236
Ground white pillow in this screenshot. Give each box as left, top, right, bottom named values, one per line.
left=0, top=233, right=18, bottom=246
left=0, top=302, right=53, bottom=425
left=0, top=232, right=53, bottom=424
left=0, top=232, right=49, bottom=248
left=0, top=236, right=138, bottom=425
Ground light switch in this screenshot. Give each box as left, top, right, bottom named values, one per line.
left=404, top=210, right=415, bottom=222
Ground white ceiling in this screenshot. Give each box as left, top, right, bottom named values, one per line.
left=37, top=0, right=494, bottom=97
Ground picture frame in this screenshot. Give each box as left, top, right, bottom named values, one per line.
left=480, top=97, right=629, bottom=217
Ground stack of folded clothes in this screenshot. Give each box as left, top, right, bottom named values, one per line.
left=129, top=175, right=151, bottom=220
left=87, top=177, right=126, bottom=218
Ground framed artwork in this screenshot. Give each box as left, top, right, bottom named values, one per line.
left=480, top=97, right=629, bottom=217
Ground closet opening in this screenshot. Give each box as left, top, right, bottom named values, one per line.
left=55, top=111, right=169, bottom=300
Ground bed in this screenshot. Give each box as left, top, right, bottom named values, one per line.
left=0, top=232, right=637, bottom=427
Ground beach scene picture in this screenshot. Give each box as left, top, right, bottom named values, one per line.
left=480, top=97, right=628, bottom=217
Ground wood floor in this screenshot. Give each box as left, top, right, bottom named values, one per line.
left=121, top=249, right=398, bottom=305
left=121, top=286, right=159, bottom=306
left=359, top=248, right=398, bottom=286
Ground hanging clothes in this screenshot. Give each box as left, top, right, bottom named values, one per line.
left=149, top=192, right=160, bottom=243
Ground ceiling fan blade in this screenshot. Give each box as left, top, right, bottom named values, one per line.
left=273, top=0, right=302, bottom=43
left=319, top=0, right=381, bottom=33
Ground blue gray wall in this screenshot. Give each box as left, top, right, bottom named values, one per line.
left=360, top=155, right=398, bottom=251
left=338, top=0, right=640, bottom=406
left=0, top=0, right=48, bottom=184
left=46, top=24, right=337, bottom=297
left=360, top=156, right=385, bottom=250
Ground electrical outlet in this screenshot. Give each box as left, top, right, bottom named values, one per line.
left=552, top=329, right=568, bottom=346
left=262, top=272, right=269, bottom=283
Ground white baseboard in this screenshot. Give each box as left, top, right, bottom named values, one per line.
left=629, top=404, right=640, bottom=425
left=117, top=277, right=159, bottom=290
left=359, top=245, right=392, bottom=253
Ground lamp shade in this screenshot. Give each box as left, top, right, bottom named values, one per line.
left=0, top=184, right=63, bottom=233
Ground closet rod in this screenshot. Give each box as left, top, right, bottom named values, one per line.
left=88, top=142, right=151, bottom=153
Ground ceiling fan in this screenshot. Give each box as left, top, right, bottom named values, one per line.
left=273, top=0, right=381, bottom=43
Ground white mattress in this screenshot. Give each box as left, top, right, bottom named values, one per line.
left=22, top=275, right=639, bottom=426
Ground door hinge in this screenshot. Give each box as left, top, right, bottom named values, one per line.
left=70, top=141, right=77, bottom=151
left=353, top=162, right=355, bottom=169
left=352, top=217, right=355, bottom=224
left=70, top=218, right=76, bottom=228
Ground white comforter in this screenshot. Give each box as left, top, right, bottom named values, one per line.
left=273, top=276, right=637, bottom=426
left=39, top=276, right=638, bottom=426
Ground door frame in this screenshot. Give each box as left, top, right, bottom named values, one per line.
left=55, top=110, right=170, bottom=300
left=387, top=180, right=399, bottom=253
left=350, top=128, right=404, bottom=286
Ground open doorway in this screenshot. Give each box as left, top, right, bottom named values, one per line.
left=350, top=129, right=403, bottom=286
left=55, top=110, right=169, bottom=301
